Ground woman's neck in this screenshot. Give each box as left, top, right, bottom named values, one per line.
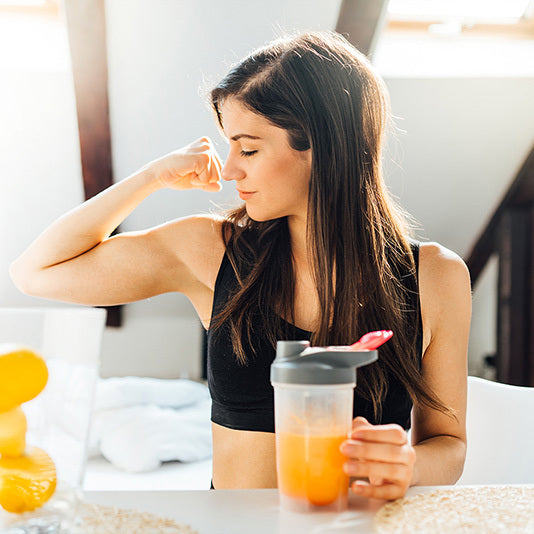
left=288, top=214, right=309, bottom=268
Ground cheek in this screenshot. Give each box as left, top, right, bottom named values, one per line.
left=275, top=153, right=311, bottom=188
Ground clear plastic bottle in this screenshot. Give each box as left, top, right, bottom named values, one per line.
left=271, top=340, right=377, bottom=513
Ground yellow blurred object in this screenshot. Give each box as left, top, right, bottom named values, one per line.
left=0, top=344, right=49, bottom=412
left=0, top=446, right=57, bottom=513
left=0, top=407, right=27, bottom=457
left=0, top=344, right=56, bottom=514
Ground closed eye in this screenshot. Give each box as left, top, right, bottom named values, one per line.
left=240, top=150, right=257, bottom=158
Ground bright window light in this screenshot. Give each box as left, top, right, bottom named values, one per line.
left=0, top=1, right=51, bottom=5
left=388, top=0, right=533, bottom=24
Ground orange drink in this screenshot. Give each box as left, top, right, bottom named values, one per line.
left=277, top=431, right=349, bottom=508
left=271, top=341, right=377, bottom=512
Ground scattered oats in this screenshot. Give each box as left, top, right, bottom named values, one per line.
left=74, top=503, right=198, bottom=534
left=374, top=486, right=534, bottom=534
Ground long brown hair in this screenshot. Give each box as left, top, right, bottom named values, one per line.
left=210, top=31, right=449, bottom=419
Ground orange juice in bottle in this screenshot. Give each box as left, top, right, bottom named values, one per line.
left=277, top=432, right=349, bottom=507
left=271, top=340, right=377, bottom=512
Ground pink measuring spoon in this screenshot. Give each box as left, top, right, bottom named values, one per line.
left=350, top=330, right=393, bottom=351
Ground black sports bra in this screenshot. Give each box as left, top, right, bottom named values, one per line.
left=206, top=242, right=422, bottom=433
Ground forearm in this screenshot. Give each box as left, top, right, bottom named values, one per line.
left=411, top=435, right=466, bottom=486
left=11, top=167, right=160, bottom=285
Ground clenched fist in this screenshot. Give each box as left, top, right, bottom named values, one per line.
left=147, top=137, right=223, bottom=192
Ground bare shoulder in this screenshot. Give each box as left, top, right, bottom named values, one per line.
left=419, top=242, right=470, bottom=285
left=146, top=213, right=226, bottom=291
left=418, top=241, right=472, bottom=335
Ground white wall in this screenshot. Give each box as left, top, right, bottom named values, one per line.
left=383, top=77, right=534, bottom=258
left=0, top=11, right=84, bottom=305
left=2, top=2, right=532, bottom=378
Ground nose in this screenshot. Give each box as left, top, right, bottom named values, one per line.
left=221, top=153, right=245, bottom=182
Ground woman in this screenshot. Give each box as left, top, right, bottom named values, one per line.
left=10, top=31, right=470, bottom=500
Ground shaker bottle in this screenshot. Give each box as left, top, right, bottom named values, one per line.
left=271, top=340, right=377, bottom=513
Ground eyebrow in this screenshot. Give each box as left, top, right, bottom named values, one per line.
left=230, top=134, right=262, bottom=141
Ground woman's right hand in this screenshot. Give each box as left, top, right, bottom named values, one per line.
left=148, top=137, right=223, bottom=192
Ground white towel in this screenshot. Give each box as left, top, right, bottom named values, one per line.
left=94, top=376, right=210, bottom=411
left=89, top=378, right=212, bottom=472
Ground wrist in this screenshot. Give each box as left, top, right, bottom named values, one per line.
left=129, top=163, right=165, bottom=194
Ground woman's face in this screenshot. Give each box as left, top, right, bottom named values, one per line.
left=219, top=98, right=312, bottom=223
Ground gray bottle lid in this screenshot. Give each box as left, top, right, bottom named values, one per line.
left=270, top=340, right=378, bottom=385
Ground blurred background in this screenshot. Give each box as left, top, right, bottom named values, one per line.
left=2, top=0, right=534, bottom=385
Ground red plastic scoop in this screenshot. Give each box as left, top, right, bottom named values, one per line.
left=350, top=330, right=393, bottom=351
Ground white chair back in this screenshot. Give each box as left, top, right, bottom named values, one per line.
left=457, top=376, right=534, bottom=485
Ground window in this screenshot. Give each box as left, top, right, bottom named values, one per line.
left=386, top=0, right=534, bottom=38
left=0, top=0, right=58, bottom=15
left=0, top=0, right=65, bottom=71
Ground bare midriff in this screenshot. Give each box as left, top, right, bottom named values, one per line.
left=211, top=423, right=277, bottom=489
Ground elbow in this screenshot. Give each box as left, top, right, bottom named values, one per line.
left=449, top=436, right=467, bottom=484
left=412, top=434, right=467, bottom=486
left=9, top=259, right=39, bottom=296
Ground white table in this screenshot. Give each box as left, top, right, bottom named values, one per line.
left=84, top=457, right=213, bottom=491
left=83, top=486, right=437, bottom=534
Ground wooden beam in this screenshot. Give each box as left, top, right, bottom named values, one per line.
left=513, top=147, right=534, bottom=208
left=496, top=208, right=532, bottom=386
left=336, top=0, right=390, bottom=58
left=465, top=218, right=497, bottom=290
left=466, top=145, right=534, bottom=287
left=529, top=206, right=534, bottom=387
left=64, top=0, right=121, bottom=327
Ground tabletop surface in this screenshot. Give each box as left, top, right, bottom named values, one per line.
left=83, top=486, right=438, bottom=534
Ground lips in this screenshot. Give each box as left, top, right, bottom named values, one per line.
left=237, top=190, right=255, bottom=200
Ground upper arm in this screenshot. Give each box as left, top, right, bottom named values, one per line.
left=16, top=215, right=225, bottom=307
left=411, top=242, right=472, bottom=445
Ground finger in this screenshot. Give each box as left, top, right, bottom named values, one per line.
left=351, top=480, right=406, bottom=501
left=210, top=145, right=224, bottom=169
left=202, top=181, right=222, bottom=192
left=191, top=172, right=220, bottom=191
left=209, top=146, right=223, bottom=182
left=351, top=417, right=372, bottom=431
left=191, top=136, right=212, bottom=151
left=192, top=137, right=220, bottom=184
left=343, top=459, right=411, bottom=483
left=210, top=153, right=222, bottom=173
left=198, top=168, right=211, bottom=184
left=350, top=424, right=407, bottom=445
left=200, top=135, right=213, bottom=146
left=208, top=154, right=222, bottom=184
left=192, top=154, right=212, bottom=184
left=192, top=152, right=211, bottom=183
left=340, top=439, right=414, bottom=464
left=189, top=173, right=204, bottom=187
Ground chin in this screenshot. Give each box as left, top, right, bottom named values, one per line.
left=244, top=205, right=279, bottom=223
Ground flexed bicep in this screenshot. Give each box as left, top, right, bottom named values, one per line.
left=10, top=137, right=225, bottom=304
left=12, top=215, right=225, bottom=308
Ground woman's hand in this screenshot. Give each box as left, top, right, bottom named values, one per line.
left=148, top=137, right=223, bottom=192
left=340, top=417, right=415, bottom=500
